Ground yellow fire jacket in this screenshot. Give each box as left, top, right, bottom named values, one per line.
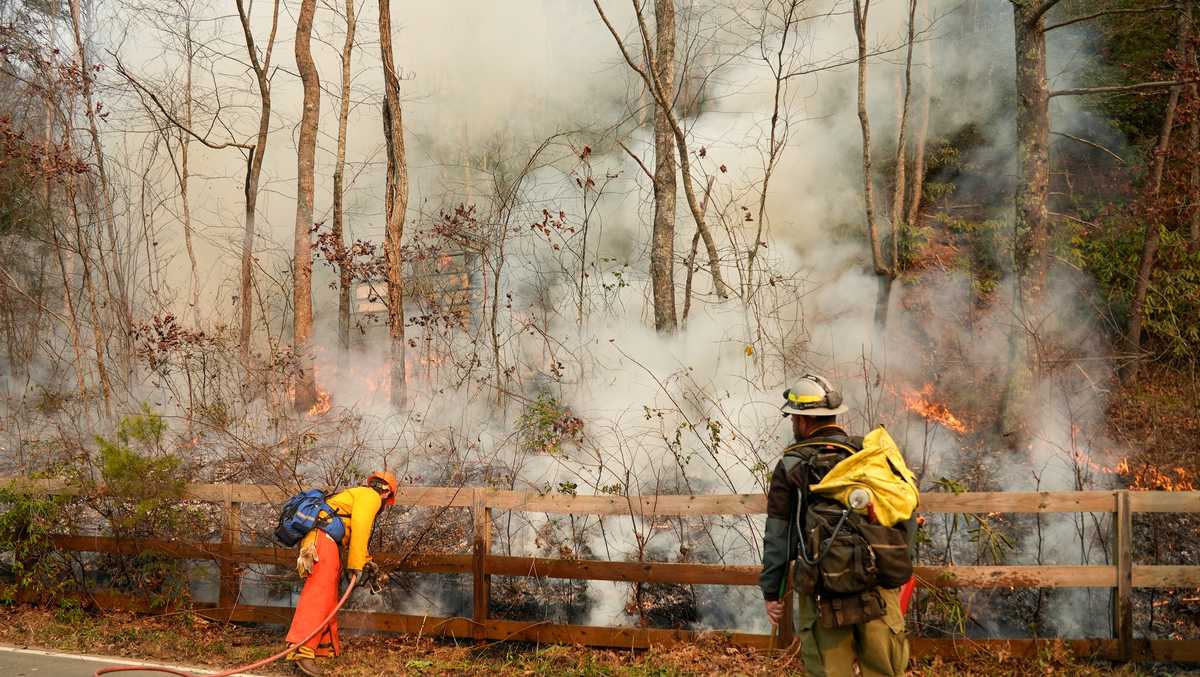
left=299, top=486, right=383, bottom=572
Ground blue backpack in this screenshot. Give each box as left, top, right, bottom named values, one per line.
left=273, top=489, right=347, bottom=547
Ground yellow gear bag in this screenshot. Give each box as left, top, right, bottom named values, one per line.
left=808, top=426, right=919, bottom=527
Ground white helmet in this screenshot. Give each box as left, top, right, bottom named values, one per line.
left=781, top=374, right=848, bottom=416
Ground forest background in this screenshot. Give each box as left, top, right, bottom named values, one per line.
left=0, top=0, right=1198, bottom=657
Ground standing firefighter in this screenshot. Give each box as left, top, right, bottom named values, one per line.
left=760, top=375, right=919, bottom=677
left=284, top=471, right=397, bottom=676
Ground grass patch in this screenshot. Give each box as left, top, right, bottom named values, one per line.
left=0, top=604, right=1157, bottom=676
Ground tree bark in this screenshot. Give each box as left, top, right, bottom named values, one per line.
left=68, top=0, right=130, bottom=379
left=999, top=0, right=1055, bottom=439
left=592, top=0, right=728, bottom=300
left=1124, top=7, right=1189, bottom=376
left=853, top=0, right=886, bottom=278
left=907, top=2, right=933, bottom=228
left=67, top=165, right=112, bottom=415
left=1012, top=2, right=1053, bottom=295
left=235, top=0, right=280, bottom=361
left=891, top=0, right=917, bottom=276
left=748, top=0, right=802, bottom=300
left=1188, top=6, right=1200, bottom=254
left=292, top=0, right=320, bottom=412
left=379, top=0, right=409, bottom=410
left=650, top=0, right=678, bottom=333
left=181, top=26, right=199, bottom=324
left=333, top=0, right=356, bottom=359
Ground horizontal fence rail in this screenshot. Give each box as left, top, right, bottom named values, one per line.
left=2, top=478, right=1198, bottom=662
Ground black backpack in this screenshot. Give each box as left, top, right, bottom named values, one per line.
left=787, top=437, right=914, bottom=596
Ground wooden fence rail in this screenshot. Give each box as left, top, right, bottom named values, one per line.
left=2, top=478, right=1198, bottom=663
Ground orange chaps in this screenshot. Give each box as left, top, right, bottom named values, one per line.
left=286, top=531, right=342, bottom=657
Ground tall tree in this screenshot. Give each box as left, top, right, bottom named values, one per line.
left=1125, top=5, right=1190, bottom=378
left=906, top=0, right=933, bottom=229
left=649, top=0, right=678, bottom=333
left=890, top=0, right=918, bottom=277
left=378, top=0, right=409, bottom=409
left=851, top=0, right=893, bottom=330
left=234, top=0, right=281, bottom=360
left=999, top=0, right=1184, bottom=430
left=593, top=0, right=728, bottom=302
left=333, top=0, right=357, bottom=359
left=68, top=0, right=131, bottom=376
left=292, top=0, right=320, bottom=411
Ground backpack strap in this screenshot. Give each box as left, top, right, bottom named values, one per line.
left=783, top=437, right=861, bottom=459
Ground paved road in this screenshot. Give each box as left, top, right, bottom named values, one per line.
left=0, top=646, right=268, bottom=677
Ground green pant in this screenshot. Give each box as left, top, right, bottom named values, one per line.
left=795, top=587, right=910, bottom=677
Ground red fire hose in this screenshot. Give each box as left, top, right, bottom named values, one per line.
left=92, top=573, right=360, bottom=677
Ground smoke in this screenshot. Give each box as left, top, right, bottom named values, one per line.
left=1, top=0, right=1137, bottom=638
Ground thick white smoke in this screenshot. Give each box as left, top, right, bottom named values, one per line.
left=3, top=0, right=1132, bottom=636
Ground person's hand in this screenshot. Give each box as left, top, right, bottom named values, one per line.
left=765, top=599, right=784, bottom=625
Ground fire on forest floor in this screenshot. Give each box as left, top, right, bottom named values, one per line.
left=0, top=605, right=1173, bottom=677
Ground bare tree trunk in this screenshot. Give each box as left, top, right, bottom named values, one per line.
left=50, top=211, right=89, bottom=402
left=379, top=0, right=409, bottom=410
left=235, top=0, right=280, bottom=360
left=1012, top=2, right=1054, bottom=296
left=682, top=175, right=716, bottom=325
left=68, top=0, right=130, bottom=376
left=747, top=0, right=802, bottom=299
left=592, top=0, right=727, bottom=300
left=1125, top=7, right=1189, bottom=378
left=853, top=0, right=894, bottom=331
left=180, top=27, right=199, bottom=324
left=891, top=0, right=917, bottom=275
left=999, top=0, right=1057, bottom=439
left=1188, top=7, right=1200, bottom=254
left=1189, top=88, right=1200, bottom=253
left=907, top=3, right=933, bottom=228
left=67, top=171, right=112, bottom=415
left=853, top=0, right=885, bottom=278
left=333, top=0, right=356, bottom=360
left=650, top=0, right=677, bottom=333
left=292, top=0, right=320, bottom=412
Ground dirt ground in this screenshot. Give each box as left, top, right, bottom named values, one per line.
left=1, top=605, right=1187, bottom=677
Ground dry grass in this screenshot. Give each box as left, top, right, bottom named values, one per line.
left=0, top=604, right=1176, bottom=676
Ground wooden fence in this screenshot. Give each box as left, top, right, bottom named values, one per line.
left=3, top=478, right=1199, bottom=663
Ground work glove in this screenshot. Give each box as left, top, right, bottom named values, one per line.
left=296, top=538, right=319, bottom=578
left=360, top=560, right=388, bottom=594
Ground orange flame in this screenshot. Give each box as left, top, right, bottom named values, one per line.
left=307, top=390, right=332, bottom=417
left=900, top=384, right=970, bottom=433
left=1077, top=453, right=1195, bottom=491
left=1119, top=462, right=1194, bottom=491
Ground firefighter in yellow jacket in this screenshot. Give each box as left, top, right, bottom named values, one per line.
left=286, top=471, right=397, bottom=676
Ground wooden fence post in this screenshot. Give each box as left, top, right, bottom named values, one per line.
left=219, top=490, right=242, bottom=620
left=1113, top=490, right=1133, bottom=661
left=472, top=489, right=492, bottom=640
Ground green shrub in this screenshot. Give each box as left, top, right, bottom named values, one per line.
left=1076, top=224, right=1200, bottom=364
left=95, top=404, right=185, bottom=532
left=0, top=488, right=74, bottom=599
left=517, top=395, right=584, bottom=456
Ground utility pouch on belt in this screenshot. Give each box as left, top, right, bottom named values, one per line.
left=858, top=522, right=913, bottom=589
left=818, top=589, right=886, bottom=629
